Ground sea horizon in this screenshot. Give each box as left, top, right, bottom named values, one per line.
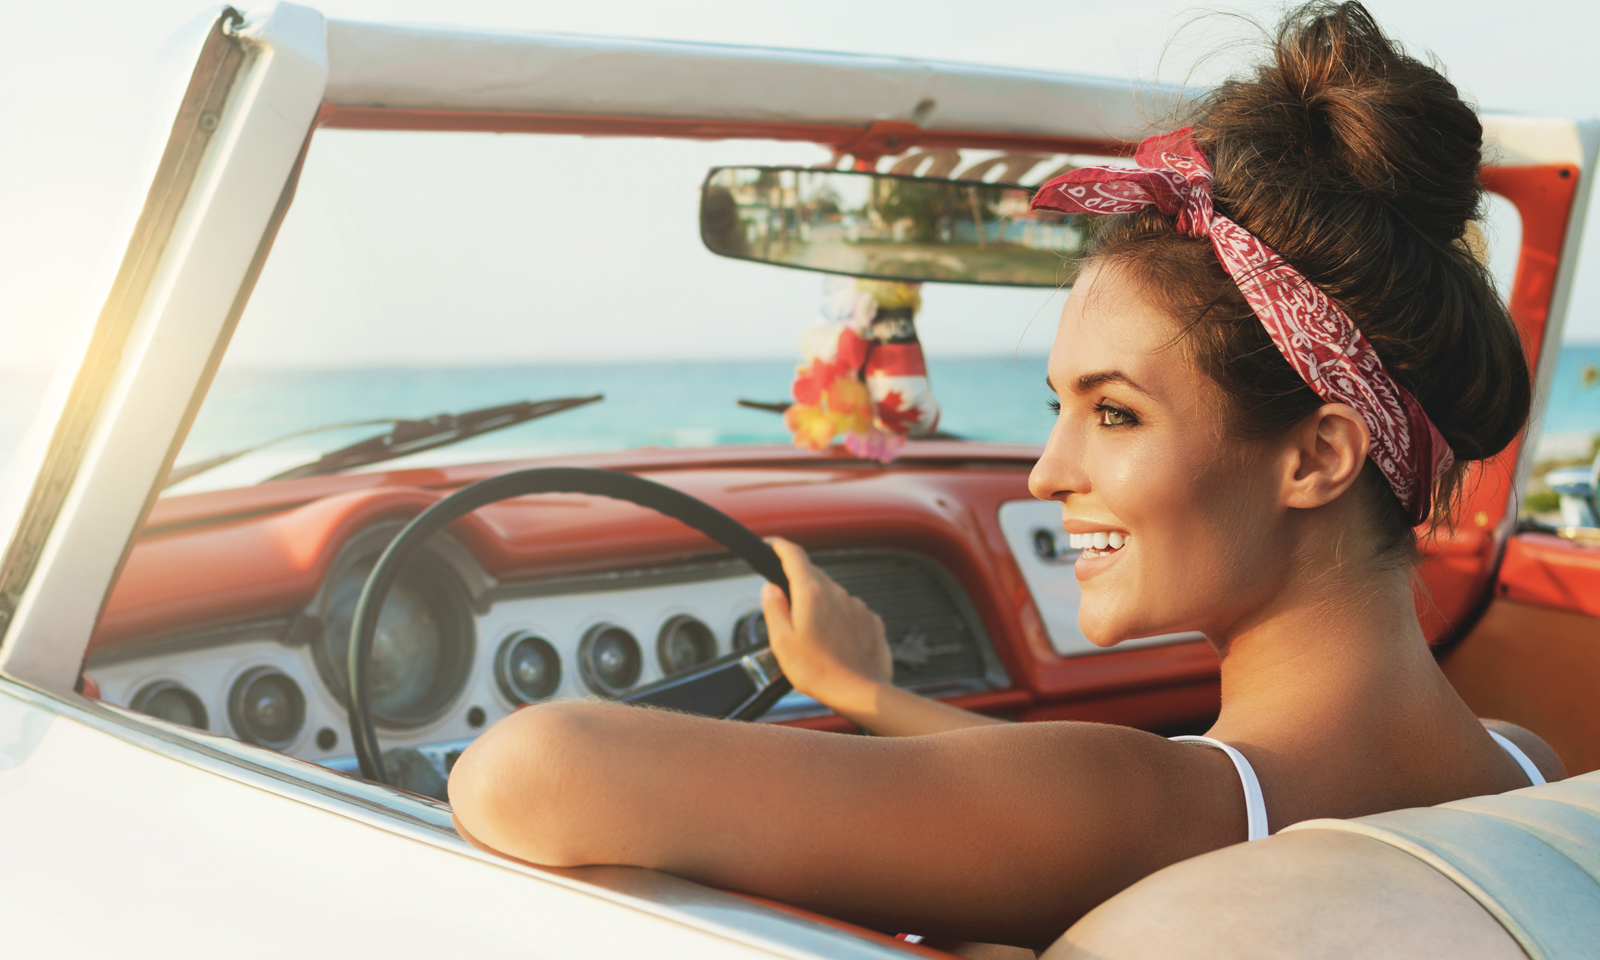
left=5, top=345, right=1600, bottom=478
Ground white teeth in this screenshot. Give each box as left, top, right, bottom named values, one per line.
left=1062, top=529, right=1131, bottom=555
left=1067, top=530, right=1129, bottom=555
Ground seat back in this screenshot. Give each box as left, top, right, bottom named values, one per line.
left=1284, top=770, right=1600, bottom=960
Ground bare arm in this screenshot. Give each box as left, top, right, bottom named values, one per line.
left=761, top=537, right=1004, bottom=737
left=447, top=702, right=1246, bottom=947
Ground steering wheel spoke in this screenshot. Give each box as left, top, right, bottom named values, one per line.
left=621, top=646, right=789, bottom=718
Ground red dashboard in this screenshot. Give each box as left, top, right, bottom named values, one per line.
left=94, top=440, right=1516, bottom=736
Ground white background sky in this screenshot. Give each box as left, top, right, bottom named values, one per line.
left=2, top=0, right=1598, bottom=370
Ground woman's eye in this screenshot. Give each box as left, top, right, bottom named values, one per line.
left=1047, top=397, right=1061, bottom=415
left=1094, top=402, right=1139, bottom=427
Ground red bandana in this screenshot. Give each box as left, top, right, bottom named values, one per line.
left=1031, top=128, right=1454, bottom=524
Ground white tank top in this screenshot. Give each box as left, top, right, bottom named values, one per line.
left=1170, top=731, right=1547, bottom=842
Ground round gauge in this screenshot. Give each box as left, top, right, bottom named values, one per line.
left=131, top=680, right=209, bottom=730
left=732, top=610, right=768, bottom=651
left=228, top=667, right=306, bottom=749
left=317, top=544, right=475, bottom=729
left=578, top=624, right=642, bottom=697
left=496, top=633, right=562, bottom=704
left=657, top=615, right=717, bottom=675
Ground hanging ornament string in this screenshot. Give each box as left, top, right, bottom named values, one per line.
left=1031, top=127, right=1453, bottom=524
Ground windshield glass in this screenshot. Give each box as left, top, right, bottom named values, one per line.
left=164, top=131, right=1070, bottom=495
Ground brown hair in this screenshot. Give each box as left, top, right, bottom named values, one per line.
left=1085, top=1, right=1529, bottom=559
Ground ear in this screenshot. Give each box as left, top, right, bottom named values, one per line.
left=1280, top=404, right=1370, bottom=510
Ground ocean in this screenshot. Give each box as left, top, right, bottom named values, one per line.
left=1531, top=343, right=1600, bottom=460
left=4, top=347, right=1600, bottom=487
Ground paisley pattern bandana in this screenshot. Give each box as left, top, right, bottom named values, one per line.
left=1031, top=127, right=1454, bottom=524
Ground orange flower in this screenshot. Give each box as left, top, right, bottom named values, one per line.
left=784, top=402, right=836, bottom=450
left=823, top=376, right=874, bottom=434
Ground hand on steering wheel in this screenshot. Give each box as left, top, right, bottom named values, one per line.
left=761, top=537, right=893, bottom=712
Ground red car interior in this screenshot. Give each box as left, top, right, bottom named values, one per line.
left=89, top=120, right=1599, bottom=775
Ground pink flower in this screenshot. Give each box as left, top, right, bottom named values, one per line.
left=843, top=429, right=906, bottom=463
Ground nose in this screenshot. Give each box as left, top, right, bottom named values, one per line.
left=1029, top=408, right=1089, bottom=503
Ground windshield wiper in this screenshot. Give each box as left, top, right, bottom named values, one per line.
left=163, top=395, right=603, bottom=488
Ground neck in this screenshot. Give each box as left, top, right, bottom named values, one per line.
left=1207, top=550, right=1449, bottom=741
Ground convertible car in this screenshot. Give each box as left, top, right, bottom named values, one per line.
left=1, top=4, right=1597, bottom=956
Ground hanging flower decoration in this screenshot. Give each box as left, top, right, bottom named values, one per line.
left=783, top=278, right=941, bottom=463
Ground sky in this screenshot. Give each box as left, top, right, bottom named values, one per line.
left=3, top=0, right=1599, bottom=372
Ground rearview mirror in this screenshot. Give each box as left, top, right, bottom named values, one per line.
left=700, top=166, right=1085, bottom=287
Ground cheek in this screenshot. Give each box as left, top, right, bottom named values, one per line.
left=1086, top=438, right=1285, bottom=638
left=1095, top=433, right=1218, bottom=536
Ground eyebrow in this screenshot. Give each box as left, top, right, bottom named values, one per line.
left=1046, top=371, right=1155, bottom=397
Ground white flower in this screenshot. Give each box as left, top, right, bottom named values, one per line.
left=797, top=320, right=842, bottom=362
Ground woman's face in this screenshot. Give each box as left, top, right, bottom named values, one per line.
left=1029, top=263, right=1295, bottom=645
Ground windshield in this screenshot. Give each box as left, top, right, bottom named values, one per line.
left=163, top=131, right=1068, bottom=496
left=165, top=129, right=1533, bottom=496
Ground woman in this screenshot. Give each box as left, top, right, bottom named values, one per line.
left=448, top=3, right=1562, bottom=948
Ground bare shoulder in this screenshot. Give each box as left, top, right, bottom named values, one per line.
left=1479, top=717, right=1566, bottom=782
left=1045, top=829, right=1523, bottom=960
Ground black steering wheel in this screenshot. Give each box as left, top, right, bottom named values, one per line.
left=345, top=467, right=792, bottom=785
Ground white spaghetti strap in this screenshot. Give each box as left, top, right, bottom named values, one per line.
left=1487, top=730, right=1547, bottom=786
left=1171, top=735, right=1269, bottom=841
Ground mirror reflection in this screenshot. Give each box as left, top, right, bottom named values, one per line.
left=701, top=166, right=1085, bottom=286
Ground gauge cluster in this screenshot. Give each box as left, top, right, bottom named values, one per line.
left=87, top=524, right=1008, bottom=780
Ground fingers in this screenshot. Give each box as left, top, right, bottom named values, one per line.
left=760, top=581, right=793, bottom=637
left=765, top=536, right=817, bottom=588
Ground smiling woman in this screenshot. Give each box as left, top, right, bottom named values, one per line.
left=448, top=2, right=1565, bottom=949
left=6, top=0, right=1599, bottom=955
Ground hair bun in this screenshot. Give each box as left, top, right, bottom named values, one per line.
left=1111, top=1, right=1532, bottom=535
left=1201, top=1, right=1483, bottom=246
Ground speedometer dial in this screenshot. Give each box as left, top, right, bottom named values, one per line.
left=315, top=540, right=475, bottom=729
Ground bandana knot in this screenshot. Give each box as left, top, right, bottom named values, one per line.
left=1031, top=128, right=1454, bottom=525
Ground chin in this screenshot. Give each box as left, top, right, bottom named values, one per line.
left=1077, top=609, right=1141, bottom=647
left=1079, top=603, right=1191, bottom=647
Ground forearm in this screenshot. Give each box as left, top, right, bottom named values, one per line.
left=451, top=702, right=1208, bottom=947
left=817, top=673, right=1007, bottom=737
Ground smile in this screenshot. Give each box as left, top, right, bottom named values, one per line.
left=1067, top=531, right=1128, bottom=558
